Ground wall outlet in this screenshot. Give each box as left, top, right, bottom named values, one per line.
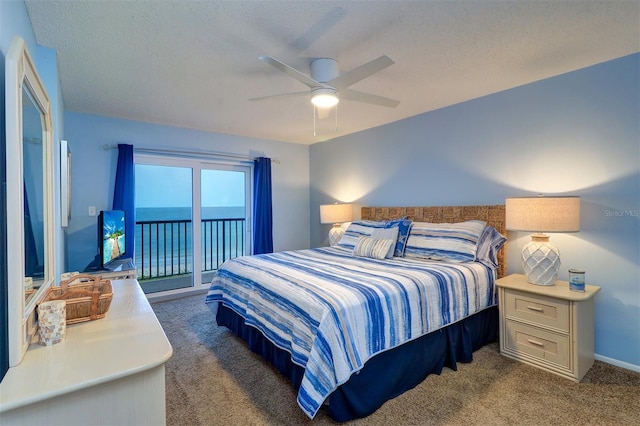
left=88, top=206, right=96, bottom=216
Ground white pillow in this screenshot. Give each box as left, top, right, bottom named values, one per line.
left=352, top=236, right=395, bottom=260
left=371, top=227, right=399, bottom=258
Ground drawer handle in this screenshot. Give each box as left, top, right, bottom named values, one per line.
left=527, top=305, right=543, bottom=312
left=527, top=339, right=544, bottom=347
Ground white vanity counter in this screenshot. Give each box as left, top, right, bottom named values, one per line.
left=0, top=279, right=173, bottom=425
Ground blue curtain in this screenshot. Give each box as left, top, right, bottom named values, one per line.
left=252, top=157, right=273, bottom=254
left=112, top=144, right=135, bottom=261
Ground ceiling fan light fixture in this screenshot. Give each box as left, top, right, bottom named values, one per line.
left=311, top=88, right=339, bottom=108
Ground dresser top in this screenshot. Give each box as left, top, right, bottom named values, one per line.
left=496, top=274, right=601, bottom=301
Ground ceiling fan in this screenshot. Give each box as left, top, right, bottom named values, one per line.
left=250, top=55, right=400, bottom=110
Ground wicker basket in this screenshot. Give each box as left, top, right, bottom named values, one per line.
left=42, top=274, right=113, bottom=324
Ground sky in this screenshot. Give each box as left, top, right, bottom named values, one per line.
left=135, top=164, right=245, bottom=208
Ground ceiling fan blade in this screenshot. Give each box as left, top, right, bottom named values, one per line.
left=329, top=55, right=395, bottom=90
left=249, top=91, right=309, bottom=101
left=259, top=56, right=323, bottom=89
left=340, top=89, right=400, bottom=108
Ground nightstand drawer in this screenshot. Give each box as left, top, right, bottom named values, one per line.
left=504, top=320, right=570, bottom=369
left=504, top=289, right=569, bottom=332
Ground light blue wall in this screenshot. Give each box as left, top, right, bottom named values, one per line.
left=63, top=112, right=310, bottom=272
left=0, top=0, right=38, bottom=54
left=310, top=54, right=640, bottom=368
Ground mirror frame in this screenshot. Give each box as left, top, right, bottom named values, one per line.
left=6, top=36, right=55, bottom=366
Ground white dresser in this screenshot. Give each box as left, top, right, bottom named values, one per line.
left=496, top=274, right=600, bottom=381
left=0, top=279, right=173, bottom=425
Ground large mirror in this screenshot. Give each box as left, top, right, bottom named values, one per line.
left=23, top=86, right=46, bottom=299
left=6, top=36, right=55, bottom=366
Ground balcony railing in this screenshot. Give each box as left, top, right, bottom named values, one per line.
left=135, top=218, right=245, bottom=281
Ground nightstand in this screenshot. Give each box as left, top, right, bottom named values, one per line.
left=495, top=273, right=600, bottom=381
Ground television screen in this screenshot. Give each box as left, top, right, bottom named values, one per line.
left=100, top=210, right=126, bottom=267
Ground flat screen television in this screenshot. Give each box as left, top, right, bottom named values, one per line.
left=99, top=210, right=126, bottom=268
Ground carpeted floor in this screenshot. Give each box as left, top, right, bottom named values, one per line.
left=152, top=295, right=640, bottom=426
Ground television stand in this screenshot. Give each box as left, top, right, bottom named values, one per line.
left=83, top=257, right=137, bottom=280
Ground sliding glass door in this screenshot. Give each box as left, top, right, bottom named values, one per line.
left=135, top=154, right=251, bottom=294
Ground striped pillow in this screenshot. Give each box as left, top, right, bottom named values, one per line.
left=352, top=236, right=395, bottom=260
left=385, top=218, right=412, bottom=257
left=475, top=225, right=506, bottom=268
left=404, top=220, right=487, bottom=263
left=371, top=227, right=399, bottom=258
left=337, top=220, right=387, bottom=250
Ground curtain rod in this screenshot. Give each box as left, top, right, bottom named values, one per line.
left=100, top=144, right=280, bottom=164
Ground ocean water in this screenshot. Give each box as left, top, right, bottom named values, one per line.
left=135, top=206, right=246, bottom=279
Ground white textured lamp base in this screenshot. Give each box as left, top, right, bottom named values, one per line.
left=328, top=225, right=345, bottom=246
left=522, top=234, right=561, bottom=286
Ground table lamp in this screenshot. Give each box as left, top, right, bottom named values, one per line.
left=506, top=196, right=580, bottom=286
left=320, top=203, right=353, bottom=246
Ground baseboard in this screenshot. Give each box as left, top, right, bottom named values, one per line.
left=595, top=353, right=640, bottom=373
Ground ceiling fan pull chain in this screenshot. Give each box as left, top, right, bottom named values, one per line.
left=313, top=105, right=317, bottom=136
left=335, top=104, right=338, bottom=132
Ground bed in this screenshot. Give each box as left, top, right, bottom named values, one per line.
left=206, top=205, right=506, bottom=421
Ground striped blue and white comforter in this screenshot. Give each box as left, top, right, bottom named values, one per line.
left=205, top=246, right=497, bottom=419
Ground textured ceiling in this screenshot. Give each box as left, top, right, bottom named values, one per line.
left=25, top=1, right=639, bottom=145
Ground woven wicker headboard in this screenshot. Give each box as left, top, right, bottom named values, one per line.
left=361, top=205, right=506, bottom=278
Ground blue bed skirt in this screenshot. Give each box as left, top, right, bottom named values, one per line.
left=215, top=303, right=498, bottom=422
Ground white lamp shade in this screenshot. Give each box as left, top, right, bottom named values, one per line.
left=506, top=196, right=580, bottom=232
left=320, top=203, right=353, bottom=224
